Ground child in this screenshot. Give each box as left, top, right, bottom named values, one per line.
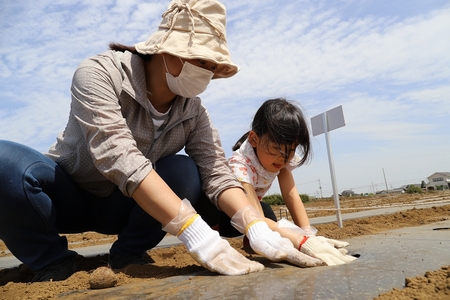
left=229, top=98, right=348, bottom=251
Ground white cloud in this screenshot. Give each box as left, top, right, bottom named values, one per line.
left=399, top=86, right=450, bottom=115
left=1, top=0, right=449, bottom=195
left=197, top=3, right=450, bottom=122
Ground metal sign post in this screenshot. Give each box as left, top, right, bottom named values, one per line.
left=311, top=105, right=345, bottom=228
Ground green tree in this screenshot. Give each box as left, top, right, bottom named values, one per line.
left=262, top=193, right=311, bottom=205
left=262, top=194, right=284, bottom=205
left=300, top=194, right=310, bottom=203
left=406, top=185, right=422, bottom=194
left=421, top=180, right=426, bottom=188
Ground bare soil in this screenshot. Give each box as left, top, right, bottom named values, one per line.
left=1, top=192, right=449, bottom=299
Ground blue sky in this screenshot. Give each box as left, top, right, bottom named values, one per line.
left=1, top=0, right=449, bottom=197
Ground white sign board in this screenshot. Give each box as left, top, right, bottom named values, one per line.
left=310, top=105, right=346, bottom=228
left=311, top=105, right=345, bottom=137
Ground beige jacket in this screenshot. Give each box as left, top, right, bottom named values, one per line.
left=46, top=50, right=241, bottom=207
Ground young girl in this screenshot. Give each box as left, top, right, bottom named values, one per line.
left=229, top=98, right=349, bottom=252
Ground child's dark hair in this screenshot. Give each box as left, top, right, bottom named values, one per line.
left=233, top=98, right=312, bottom=166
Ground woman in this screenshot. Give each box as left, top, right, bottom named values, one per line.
left=0, top=0, right=335, bottom=283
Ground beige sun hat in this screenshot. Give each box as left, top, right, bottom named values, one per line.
left=135, top=0, right=239, bottom=79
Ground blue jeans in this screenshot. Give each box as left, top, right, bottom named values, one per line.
left=0, top=140, right=208, bottom=271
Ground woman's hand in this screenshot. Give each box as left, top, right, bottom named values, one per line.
left=134, top=173, right=264, bottom=276
left=164, top=199, right=264, bottom=275
left=178, top=215, right=264, bottom=275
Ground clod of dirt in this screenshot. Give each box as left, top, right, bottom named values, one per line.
left=89, top=266, right=118, bottom=289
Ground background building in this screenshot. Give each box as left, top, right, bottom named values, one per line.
left=426, top=172, right=450, bottom=190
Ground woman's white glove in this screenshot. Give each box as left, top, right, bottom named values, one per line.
left=299, top=236, right=357, bottom=266
left=231, top=206, right=324, bottom=268
left=162, top=199, right=264, bottom=275
left=178, top=215, right=264, bottom=275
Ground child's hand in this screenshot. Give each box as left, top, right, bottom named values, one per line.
left=277, top=218, right=317, bottom=236
left=298, top=236, right=357, bottom=266
left=231, top=205, right=324, bottom=268
left=315, top=236, right=350, bottom=248
left=246, top=221, right=325, bottom=268
left=277, top=218, right=350, bottom=249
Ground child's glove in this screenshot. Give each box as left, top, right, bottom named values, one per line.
left=277, top=218, right=350, bottom=250
left=315, top=236, right=349, bottom=249
left=300, top=225, right=318, bottom=236
left=231, top=206, right=325, bottom=268
left=246, top=221, right=325, bottom=267
left=163, top=199, right=264, bottom=275
left=298, top=236, right=357, bottom=266
left=277, top=218, right=318, bottom=236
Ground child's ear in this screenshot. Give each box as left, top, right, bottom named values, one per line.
left=248, top=131, right=258, bottom=147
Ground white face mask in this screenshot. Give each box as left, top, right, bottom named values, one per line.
left=163, top=56, right=214, bottom=98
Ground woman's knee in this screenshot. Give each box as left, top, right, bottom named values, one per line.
left=261, top=201, right=277, bottom=221
left=155, top=154, right=202, bottom=200
left=0, top=141, right=51, bottom=194
left=1, top=141, right=56, bottom=182
left=0, top=140, right=55, bottom=171
left=156, top=155, right=198, bottom=176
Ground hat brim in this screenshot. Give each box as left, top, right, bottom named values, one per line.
left=135, top=29, right=239, bottom=79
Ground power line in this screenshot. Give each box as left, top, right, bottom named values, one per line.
left=295, top=179, right=323, bottom=185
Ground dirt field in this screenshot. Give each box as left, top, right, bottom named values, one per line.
left=1, top=191, right=449, bottom=299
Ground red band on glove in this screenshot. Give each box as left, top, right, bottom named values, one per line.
left=298, top=235, right=310, bottom=250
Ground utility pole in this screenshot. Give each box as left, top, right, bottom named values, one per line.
left=318, top=179, right=323, bottom=198
left=383, top=168, right=389, bottom=194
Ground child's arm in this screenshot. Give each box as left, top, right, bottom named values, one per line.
left=278, top=168, right=311, bottom=229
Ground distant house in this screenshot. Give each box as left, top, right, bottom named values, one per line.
left=341, top=190, right=355, bottom=197
left=426, top=172, right=450, bottom=190
left=389, top=185, right=408, bottom=194
left=376, top=184, right=422, bottom=194
left=376, top=185, right=406, bottom=194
